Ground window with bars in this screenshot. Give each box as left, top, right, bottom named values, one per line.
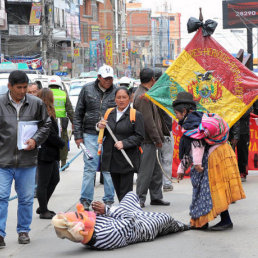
left=83, top=0, right=91, bottom=16
left=82, top=22, right=88, bottom=42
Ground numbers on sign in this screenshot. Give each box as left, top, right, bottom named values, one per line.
left=235, top=10, right=256, bottom=17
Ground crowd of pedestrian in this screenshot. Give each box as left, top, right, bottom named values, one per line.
left=0, top=64, right=251, bottom=249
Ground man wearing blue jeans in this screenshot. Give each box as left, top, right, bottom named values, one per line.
left=74, top=65, right=116, bottom=211
left=0, top=71, right=50, bottom=248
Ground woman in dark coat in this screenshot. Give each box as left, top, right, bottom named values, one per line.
left=36, top=88, right=65, bottom=219
left=98, top=87, right=144, bottom=202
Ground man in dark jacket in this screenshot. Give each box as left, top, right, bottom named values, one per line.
left=133, top=68, right=170, bottom=208
left=74, top=65, right=116, bottom=211
left=229, top=108, right=252, bottom=182
left=0, top=71, right=51, bottom=248
left=253, top=100, right=258, bottom=115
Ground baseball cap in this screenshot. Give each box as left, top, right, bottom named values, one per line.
left=98, top=65, right=114, bottom=78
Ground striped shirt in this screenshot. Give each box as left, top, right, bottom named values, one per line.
left=90, top=192, right=187, bottom=250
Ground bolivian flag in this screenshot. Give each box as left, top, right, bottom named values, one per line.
left=145, top=28, right=258, bottom=127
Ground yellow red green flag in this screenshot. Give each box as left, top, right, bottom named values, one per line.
left=145, top=28, right=258, bottom=127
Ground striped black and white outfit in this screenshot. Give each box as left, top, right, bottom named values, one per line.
left=89, top=192, right=188, bottom=250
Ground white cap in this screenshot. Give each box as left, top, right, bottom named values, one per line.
left=48, top=76, right=62, bottom=88
left=98, top=65, right=114, bottom=78
left=119, top=76, right=131, bottom=85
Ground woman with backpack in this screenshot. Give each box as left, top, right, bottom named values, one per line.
left=97, top=87, right=145, bottom=202
left=173, top=92, right=245, bottom=231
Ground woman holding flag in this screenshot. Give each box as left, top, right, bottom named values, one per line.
left=173, top=92, right=245, bottom=231
left=97, top=87, right=145, bottom=202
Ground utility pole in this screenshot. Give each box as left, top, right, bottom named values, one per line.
left=47, top=0, right=53, bottom=75
left=0, top=31, right=2, bottom=63
left=41, top=0, right=48, bottom=73
left=82, top=45, right=85, bottom=72
left=247, top=27, right=253, bottom=71
left=71, top=22, right=74, bottom=78
left=115, top=0, right=119, bottom=69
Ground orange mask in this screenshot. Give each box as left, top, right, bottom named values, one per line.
left=52, top=203, right=96, bottom=244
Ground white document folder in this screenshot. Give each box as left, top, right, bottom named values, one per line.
left=17, top=121, right=39, bottom=150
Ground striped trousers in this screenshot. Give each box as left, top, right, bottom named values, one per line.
left=90, top=192, right=188, bottom=250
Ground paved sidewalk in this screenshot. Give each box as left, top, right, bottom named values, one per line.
left=1, top=141, right=258, bottom=258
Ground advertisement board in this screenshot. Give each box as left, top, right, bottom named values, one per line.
left=29, top=3, right=42, bottom=25
left=90, top=41, right=97, bottom=68
left=105, top=35, right=113, bottom=66
left=223, top=0, right=258, bottom=29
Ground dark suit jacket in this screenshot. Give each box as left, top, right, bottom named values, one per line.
left=101, top=107, right=144, bottom=174
left=38, top=116, right=65, bottom=162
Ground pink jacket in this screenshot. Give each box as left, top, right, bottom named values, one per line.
left=177, top=142, right=220, bottom=175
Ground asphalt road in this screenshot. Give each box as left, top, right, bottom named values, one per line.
left=1, top=140, right=258, bottom=258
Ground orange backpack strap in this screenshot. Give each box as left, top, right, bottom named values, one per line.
left=129, top=108, right=143, bottom=154
left=129, top=108, right=136, bottom=123
left=97, top=107, right=115, bottom=147
left=105, top=107, right=136, bottom=122
left=104, top=107, right=115, bottom=120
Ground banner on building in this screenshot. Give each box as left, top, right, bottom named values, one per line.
left=5, top=55, right=42, bottom=70
left=91, top=25, right=100, bottom=40
left=74, top=48, right=80, bottom=57
left=84, top=47, right=90, bottom=66
left=121, top=40, right=128, bottom=65
left=97, top=40, right=105, bottom=68
left=51, top=59, right=59, bottom=71
left=66, top=14, right=80, bottom=40
left=29, top=3, right=42, bottom=25
left=248, top=113, right=258, bottom=170
left=90, top=41, right=97, bottom=68
left=145, top=28, right=258, bottom=128
left=105, top=35, right=113, bottom=66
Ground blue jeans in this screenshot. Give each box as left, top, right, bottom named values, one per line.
left=80, top=133, right=114, bottom=203
left=0, top=167, right=36, bottom=237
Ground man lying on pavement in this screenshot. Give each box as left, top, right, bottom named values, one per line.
left=52, top=192, right=189, bottom=250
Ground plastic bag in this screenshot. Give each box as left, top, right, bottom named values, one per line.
left=187, top=17, right=217, bottom=36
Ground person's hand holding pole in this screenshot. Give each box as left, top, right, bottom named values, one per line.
left=75, top=138, right=84, bottom=148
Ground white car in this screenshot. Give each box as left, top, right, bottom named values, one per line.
left=69, top=78, right=96, bottom=109
left=0, top=73, right=44, bottom=94
left=0, top=73, right=53, bottom=94
left=0, top=74, right=9, bottom=94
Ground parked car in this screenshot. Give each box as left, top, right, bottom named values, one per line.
left=0, top=74, right=9, bottom=94
left=79, top=71, right=98, bottom=79
left=0, top=72, right=53, bottom=94
left=69, top=78, right=96, bottom=109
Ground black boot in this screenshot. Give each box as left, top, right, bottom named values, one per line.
left=210, top=210, right=233, bottom=231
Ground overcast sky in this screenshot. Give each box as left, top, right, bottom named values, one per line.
left=139, top=0, right=258, bottom=57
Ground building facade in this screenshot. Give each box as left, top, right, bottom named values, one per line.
left=126, top=2, right=152, bottom=77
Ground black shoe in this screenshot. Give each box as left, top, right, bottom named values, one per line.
left=150, top=199, right=170, bottom=206
left=183, top=224, right=191, bottom=231
left=210, top=222, right=233, bottom=231
left=40, top=211, right=55, bottom=219
left=81, top=200, right=91, bottom=211
left=36, top=208, right=55, bottom=215
left=0, top=235, right=6, bottom=248
left=191, top=223, right=209, bottom=230
left=18, top=232, right=30, bottom=244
